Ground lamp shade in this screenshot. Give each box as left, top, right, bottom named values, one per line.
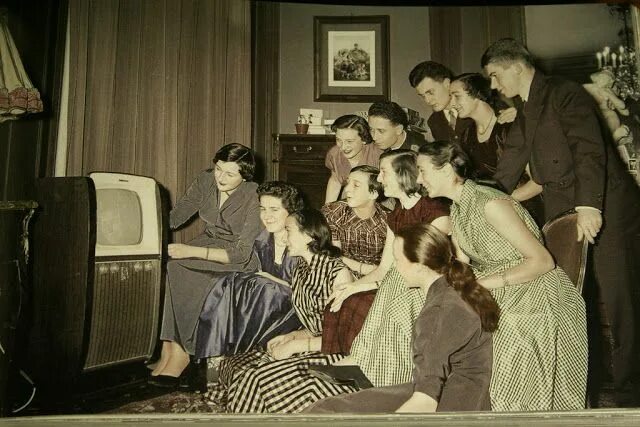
left=0, top=9, right=43, bottom=122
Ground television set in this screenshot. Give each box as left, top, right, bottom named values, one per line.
left=25, top=172, right=164, bottom=398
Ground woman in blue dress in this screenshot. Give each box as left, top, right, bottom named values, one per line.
left=195, top=181, right=305, bottom=359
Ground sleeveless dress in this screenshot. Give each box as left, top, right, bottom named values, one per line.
left=452, top=180, right=587, bottom=411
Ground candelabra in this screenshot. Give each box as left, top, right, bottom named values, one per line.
left=596, top=45, right=640, bottom=101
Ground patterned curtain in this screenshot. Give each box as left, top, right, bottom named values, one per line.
left=64, top=0, right=252, bottom=243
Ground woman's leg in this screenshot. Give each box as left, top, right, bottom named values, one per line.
left=150, top=341, right=173, bottom=376
left=156, top=341, right=191, bottom=377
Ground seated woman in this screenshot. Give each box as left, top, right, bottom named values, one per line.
left=320, top=165, right=388, bottom=353
left=149, top=143, right=263, bottom=387
left=307, top=223, right=499, bottom=413
left=208, top=208, right=353, bottom=411
left=194, top=181, right=305, bottom=359
left=326, top=149, right=451, bottom=364
left=416, top=140, right=588, bottom=411
left=325, top=114, right=382, bottom=204
left=449, top=73, right=544, bottom=225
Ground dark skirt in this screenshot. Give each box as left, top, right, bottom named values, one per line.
left=195, top=272, right=302, bottom=358
left=159, top=233, right=259, bottom=354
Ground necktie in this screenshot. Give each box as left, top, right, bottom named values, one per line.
left=448, top=109, right=457, bottom=130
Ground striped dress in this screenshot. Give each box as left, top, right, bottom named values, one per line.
left=208, top=253, right=352, bottom=413
left=452, top=180, right=587, bottom=411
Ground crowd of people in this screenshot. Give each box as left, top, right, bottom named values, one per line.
left=148, top=38, right=640, bottom=412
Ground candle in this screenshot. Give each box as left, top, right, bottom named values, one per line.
left=620, top=45, right=625, bottom=54
left=604, top=46, right=611, bottom=66
left=597, top=52, right=603, bottom=69
left=612, top=52, right=617, bottom=68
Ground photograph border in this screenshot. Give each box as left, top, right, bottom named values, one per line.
left=313, top=15, right=390, bottom=103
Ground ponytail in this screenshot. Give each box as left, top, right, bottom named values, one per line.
left=396, top=223, right=500, bottom=332
left=445, top=260, right=500, bottom=332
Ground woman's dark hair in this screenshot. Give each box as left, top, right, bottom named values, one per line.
left=379, top=149, right=422, bottom=195
left=289, top=208, right=341, bottom=258
left=257, top=181, right=304, bottom=214
left=350, top=165, right=383, bottom=199
left=396, top=224, right=500, bottom=332
left=213, top=143, right=256, bottom=181
left=331, top=114, right=373, bottom=145
left=453, top=73, right=507, bottom=113
left=418, top=140, right=473, bottom=180
left=368, top=101, right=409, bottom=129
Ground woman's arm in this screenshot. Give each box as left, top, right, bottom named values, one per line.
left=451, top=235, right=470, bottom=264
left=339, top=256, right=377, bottom=276
left=168, top=243, right=230, bottom=263
left=479, top=199, right=555, bottom=289
left=255, top=271, right=291, bottom=287
left=328, top=226, right=395, bottom=312
left=396, top=392, right=438, bottom=413
left=430, top=215, right=451, bottom=235
left=511, top=180, right=542, bottom=202
left=169, top=171, right=208, bottom=229
left=325, top=176, right=343, bottom=204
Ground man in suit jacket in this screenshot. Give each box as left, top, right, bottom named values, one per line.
left=408, top=61, right=473, bottom=143
left=484, top=38, right=640, bottom=406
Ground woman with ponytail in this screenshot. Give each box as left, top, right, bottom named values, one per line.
left=415, top=140, right=588, bottom=411
left=307, top=223, right=498, bottom=413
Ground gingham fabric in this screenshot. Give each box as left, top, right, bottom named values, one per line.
left=321, top=201, right=388, bottom=272
left=208, top=350, right=355, bottom=413
left=291, top=254, right=346, bottom=336
left=349, top=266, right=427, bottom=387
left=451, top=180, right=588, bottom=411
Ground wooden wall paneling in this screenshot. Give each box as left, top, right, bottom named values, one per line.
left=487, top=6, right=525, bottom=45
left=429, top=7, right=462, bottom=74
left=109, top=0, right=143, bottom=175
left=252, top=0, right=280, bottom=183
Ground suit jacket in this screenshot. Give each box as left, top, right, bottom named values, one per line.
left=384, top=130, right=426, bottom=152
left=427, top=110, right=473, bottom=143
left=495, top=71, right=637, bottom=221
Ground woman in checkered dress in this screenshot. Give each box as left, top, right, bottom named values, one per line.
left=207, top=208, right=353, bottom=412
left=416, top=141, right=588, bottom=411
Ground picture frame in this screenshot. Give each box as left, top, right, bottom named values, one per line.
left=314, top=15, right=390, bottom=102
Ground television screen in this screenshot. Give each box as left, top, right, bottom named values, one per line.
left=96, top=189, right=143, bottom=246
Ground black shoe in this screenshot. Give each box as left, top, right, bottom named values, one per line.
left=178, top=361, right=207, bottom=393
left=148, top=374, right=180, bottom=388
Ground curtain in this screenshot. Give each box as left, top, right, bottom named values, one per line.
left=64, top=0, right=251, bottom=243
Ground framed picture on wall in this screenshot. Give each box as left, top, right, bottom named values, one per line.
left=314, top=15, right=390, bottom=102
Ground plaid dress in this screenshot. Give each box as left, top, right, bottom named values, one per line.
left=452, top=180, right=587, bottom=411
left=208, top=253, right=351, bottom=413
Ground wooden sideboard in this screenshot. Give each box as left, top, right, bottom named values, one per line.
left=272, top=134, right=335, bottom=209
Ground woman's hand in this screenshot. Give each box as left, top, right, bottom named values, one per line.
left=497, top=107, right=517, bottom=124
left=266, top=333, right=295, bottom=354
left=328, top=282, right=370, bottom=312
left=269, top=339, right=301, bottom=360
left=168, top=243, right=201, bottom=259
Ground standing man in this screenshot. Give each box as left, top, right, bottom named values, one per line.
left=408, top=61, right=473, bottom=143
left=367, top=101, right=425, bottom=152
left=483, top=38, right=640, bottom=407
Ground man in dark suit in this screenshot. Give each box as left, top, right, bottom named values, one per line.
left=408, top=61, right=473, bottom=143
left=483, top=38, right=640, bottom=406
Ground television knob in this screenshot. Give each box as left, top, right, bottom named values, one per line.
left=98, top=264, right=109, bottom=274
left=144, top=262, right=153, bottom=271
left=109, top=263, right=119, bottom=273
left=133, top=262, right=143, bottom=272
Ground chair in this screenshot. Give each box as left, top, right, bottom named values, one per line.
left=541, top=210, right=589, bottom=293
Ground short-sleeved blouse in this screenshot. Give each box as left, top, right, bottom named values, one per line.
left=321, top=201, right=388, bottom=267
left=324, top=143, right=382, bottom=185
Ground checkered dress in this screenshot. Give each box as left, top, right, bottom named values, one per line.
left=207, top=253, right=350, bottom=413
left=348, top=266, right=426, bottom=387
left=452, top=180, right=588, bottom=411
